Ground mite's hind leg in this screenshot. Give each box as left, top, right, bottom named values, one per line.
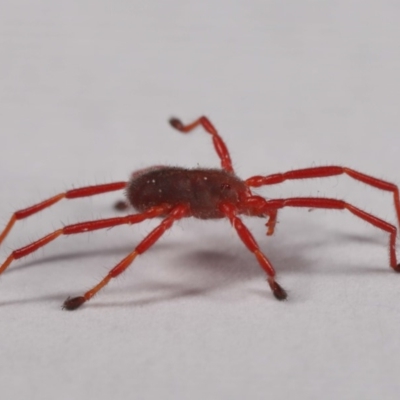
left=63, top=204, right=188, bottom=310
left=0, top=206, right=168, bottom=275
left=0, top=182, right=127, bottom=245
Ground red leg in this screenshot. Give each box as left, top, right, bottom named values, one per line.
left=63, top=204, right=188, bottom=310
left=246, top=166, right=400, bottom=226
left=248, top=196, right=400, bottom=271
left=0, top=182, right=127, bottom=245
left=0, top=205, right=168, bottom=275
left=169, top=116, right=234, bottom=173
left=220, top=202, right=287, bottom=300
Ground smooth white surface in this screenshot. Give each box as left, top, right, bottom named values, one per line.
left=1, top=1, right=400, bottom=399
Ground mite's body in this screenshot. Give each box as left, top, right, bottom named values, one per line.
left=128, top=167, right=249, bottom=219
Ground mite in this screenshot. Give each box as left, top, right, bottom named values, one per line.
left=0, top=116, right=399, bottom=310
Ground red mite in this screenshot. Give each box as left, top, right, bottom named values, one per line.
left=1, top=116, right=400, bottom=310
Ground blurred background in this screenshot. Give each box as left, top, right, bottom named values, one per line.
left=0, top=1, right=400, bottom=399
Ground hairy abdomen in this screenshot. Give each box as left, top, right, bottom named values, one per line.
left=127, top=167, right=247, bottom=219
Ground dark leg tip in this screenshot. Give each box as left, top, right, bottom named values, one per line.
left=114, top=200, right=129, bottom=211
left=394, top=264, right=400, bottom=273
left=169, top=117, right=184, bottom=131
left=268, top=278, right=288, bottom=301
left=63, top=296, right=86, bottom=311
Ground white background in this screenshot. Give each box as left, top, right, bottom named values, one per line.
left=1, top=1, right=400, bottom=399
